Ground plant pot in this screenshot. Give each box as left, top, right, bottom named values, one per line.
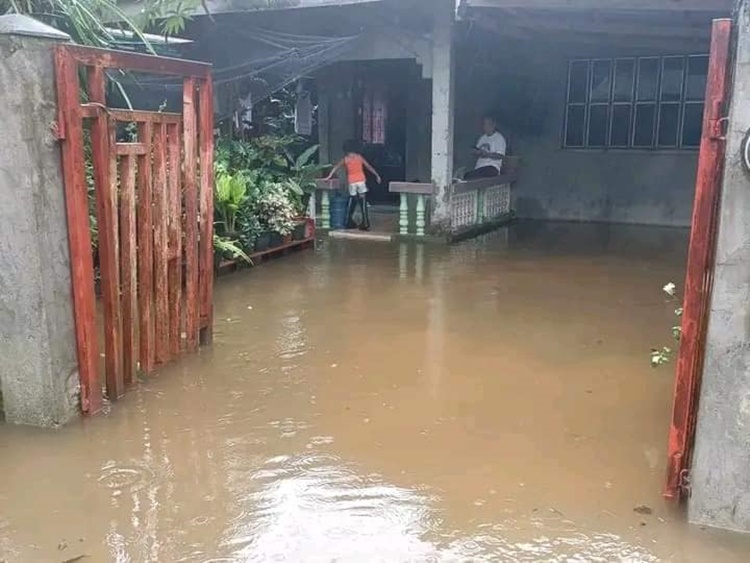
left=254, top=232, right=272, bottom=253
left=269, top=232, right=284, bottom=248
left=292, top=221, right=307, bottom=241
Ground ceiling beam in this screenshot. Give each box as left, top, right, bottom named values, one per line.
left=470, top=16, right=709, bottom=52
left=500, top=13, right=712, bottom=40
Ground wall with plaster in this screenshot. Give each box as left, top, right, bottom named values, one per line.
left=453, top=34, right=707, bottom=227
left=689, top=2, right=750, bottom=533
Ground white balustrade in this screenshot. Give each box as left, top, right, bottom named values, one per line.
left=449, top=172, right=517, bottom=235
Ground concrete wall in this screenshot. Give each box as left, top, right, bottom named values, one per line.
left=316, top=63, right=358, bottom=165
left=689, top=3, right=750, bottom=533
left=454, top=37, right=705, bottom=227
left=0, top=25, right=80, bottom=426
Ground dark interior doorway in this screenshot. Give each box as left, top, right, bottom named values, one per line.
left=354, top=60, right=411, bottom=205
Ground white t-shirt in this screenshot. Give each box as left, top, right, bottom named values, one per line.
left=475, top=131, right=507, bottom=172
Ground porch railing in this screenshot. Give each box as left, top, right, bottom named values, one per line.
left=450, top=173, right=517, bottom=235
left=389, top=182, right=434, bottom=237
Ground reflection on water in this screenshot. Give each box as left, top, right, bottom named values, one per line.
left=1, top=222, right=750, bottom=562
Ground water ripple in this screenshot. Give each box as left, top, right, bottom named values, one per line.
left=98, top=462, right=156, bottom=494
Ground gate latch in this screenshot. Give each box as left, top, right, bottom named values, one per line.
left=679, top=469, right=693, bottom=497
left=51, top=120, right=64, bottom=141
left=709, top=117, right=728, bottom=141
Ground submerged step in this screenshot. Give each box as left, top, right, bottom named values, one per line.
left=328, top=231, right=393, bottom=242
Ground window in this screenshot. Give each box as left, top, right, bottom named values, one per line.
left=564, top=54, right=708, bottom=149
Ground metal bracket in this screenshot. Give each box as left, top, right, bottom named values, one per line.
left=51, top=120, right=64, bottom=141
left=709, top=117, right=728, bottom=141
left=679, top=468, right=693, bottom=497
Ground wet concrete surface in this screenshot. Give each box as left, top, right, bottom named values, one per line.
left=2, top=221, right=750, bottom=562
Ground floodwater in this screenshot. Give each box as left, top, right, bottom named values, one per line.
left=2, top=221, right=750, bottom=562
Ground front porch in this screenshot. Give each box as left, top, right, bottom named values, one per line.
left=312, top=173, right=516, bottom=242
left=297, top=0, right=730, bottom=241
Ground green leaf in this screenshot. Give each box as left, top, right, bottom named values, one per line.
left=295, top=144, right=319, bottom=169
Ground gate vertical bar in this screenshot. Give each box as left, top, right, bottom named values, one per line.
left=167, top=123, right=183, bottom=356
left=198, top=77, right=215, bottom=345
left=183, top=77, right=200, bottom=351
left=119, top=154, right=138, bottom=386
left=88, top=65, right=124, bottom=400
left=54, top=47, right=102, bottom=414
left=153, top=123, right=170, bottom=363
left=665, top=18, right=732, bottom=500
left=137, top=122, right=155, bottom=374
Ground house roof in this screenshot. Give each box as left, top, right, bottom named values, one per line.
left=458, top=0, right=732, bottom=49
left=122, top=0, right=382, bottom=19
left=459, top=0, right=732, bottom=11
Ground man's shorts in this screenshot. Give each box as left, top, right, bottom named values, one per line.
left=348, top=181, right=368, bottom=196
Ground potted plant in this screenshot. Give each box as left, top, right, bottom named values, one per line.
left=284, top=144, right=324, bottom=214
left=214, top=169, right=248, bottom=239
left=236, top=197, right=263, bottom=255
left=253, top=182, right=297, bottom=249
left=213, top=234, right=252, bottom=271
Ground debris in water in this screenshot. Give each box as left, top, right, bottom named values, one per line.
left=634, top=505, right=653, bottom=515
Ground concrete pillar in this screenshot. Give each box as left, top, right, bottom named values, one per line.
left=0, top=15, right=79, bottom=426
left=406, top=66, right=432, bottom=184
left=689, top=2, right=750, bottom=532
left=430, top=0, right=456, bottom=228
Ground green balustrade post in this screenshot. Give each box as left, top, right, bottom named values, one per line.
left=399, top=193, right=409, bottom=235
left=416, top=194, right=426, bottom=236
left=321, top=190, right=330, bottom=230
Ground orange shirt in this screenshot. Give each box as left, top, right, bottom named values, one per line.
left=344, top=154, right=366, bottom=184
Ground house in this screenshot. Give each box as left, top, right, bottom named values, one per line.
left=161, top=0, right=732, bottom=236
left=147, top=0, right=750, bottom=533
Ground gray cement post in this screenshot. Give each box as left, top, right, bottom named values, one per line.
left=0, top=15, right=80, bottom=427
left=430, top=0, right=456, bottom=229
left=689, top=1, right=750, bottom=533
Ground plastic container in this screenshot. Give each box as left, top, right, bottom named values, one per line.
left=330, top=193, right=348, bottom=230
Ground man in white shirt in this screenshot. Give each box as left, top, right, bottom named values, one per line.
left=465, top=116, right=506, bottom=180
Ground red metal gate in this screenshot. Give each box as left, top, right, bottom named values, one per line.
left=664, top=19, right=732, bottom=500
left=54, top=45, right=215, bottom=414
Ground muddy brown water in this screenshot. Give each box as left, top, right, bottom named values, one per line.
left=2, top=222, right=750, bottom=562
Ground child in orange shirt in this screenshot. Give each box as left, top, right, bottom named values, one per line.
left=325, top=140, right=381, bottom=231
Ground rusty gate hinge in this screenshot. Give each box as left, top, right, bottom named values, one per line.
left=51, top=119, right=64, bottom=141
left=679, top=468, right=693, bottom=497
left=709, top=117, right=729, bottom=141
